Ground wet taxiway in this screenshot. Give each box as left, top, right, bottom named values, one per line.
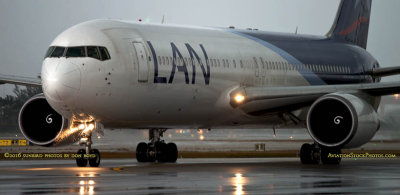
left=1, top=158, right=400, bottom=194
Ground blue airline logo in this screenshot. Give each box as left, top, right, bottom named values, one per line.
left=147, top=41, right=210, bottom=85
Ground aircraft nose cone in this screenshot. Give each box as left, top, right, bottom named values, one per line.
left=42, top=60, right=81, bottom=102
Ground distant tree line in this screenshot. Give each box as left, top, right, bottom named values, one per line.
left=0, top=85, right=42, bottom=134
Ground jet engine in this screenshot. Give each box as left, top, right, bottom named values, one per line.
left=307, top=93, right=380, bottom=148
left=18, top=94, right=82, bottom=146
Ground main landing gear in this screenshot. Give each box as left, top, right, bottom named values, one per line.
left=136, top=129, right=178, bottom=163
left=300, top=143, right=342, bottom=165
left=76, top=133, right=101, bottom=167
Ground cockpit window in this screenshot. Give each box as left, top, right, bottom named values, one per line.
left=45, top=46, right=55, bottom=58
left=87, top=46, right=101, bottom=60
left=66, top=47, right=85, bottom=57
left=50, top=47, right=66, bottom=58
left=45, top=46, right=110, bottom=61
left=99, top=47, right=110, bottom=61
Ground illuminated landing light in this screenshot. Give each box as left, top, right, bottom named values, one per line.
left=81, top=138, right=88, bottom=142
left=394, top=94, right=399, bottom=100
left=88, top=124, right=95, bottom=131
left=234, top=94, right=245, bottom=104
left=79, top=124, right=85, bottom=130
left=82, top=123, right=96, bottom=134
left=199, top=135, right=205, bottom=140
left=289, top=136, right=293, bottom=140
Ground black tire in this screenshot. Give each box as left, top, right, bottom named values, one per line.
left=136, top=142, right=148, bottom=162
left=89, top=149, right=101, bottom=167
left=166, top=143, right=178, bottom=163
left=321, top=147, right=341, bottom=165
left=156, top=142, right=168, bottom=162
left=300, top=143, right=312, bottom=164
left=76, top=149, right=87, bottom=167
left=300, top=143, right=319, bottom=164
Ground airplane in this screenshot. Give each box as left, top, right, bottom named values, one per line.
left=1, top=0, right=400, bottom=167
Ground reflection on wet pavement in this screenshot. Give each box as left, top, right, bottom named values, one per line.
left=0, top=158, right=400, bottom=194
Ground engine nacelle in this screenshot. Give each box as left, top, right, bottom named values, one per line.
left=307, top=93, right=380, bottom=148
left=18, top=94, right=82, bottom=146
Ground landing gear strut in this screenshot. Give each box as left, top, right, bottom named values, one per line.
left=300, top=143, right=341, bottom=165
left=136, top=129, right=178, bottom=163
left=76, top=133, right=101, bottom=167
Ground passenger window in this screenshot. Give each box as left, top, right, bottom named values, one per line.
left=99, top=47, right=110, bottom=61
left=45, top=46, right=55, bottom=58
left=87, top=46, right=101, bottom=60
left=253, top=57, right=258, bottom=66
left=50, top=47, right=66, bottom=58
left=66, top=47, right=86, bottom=58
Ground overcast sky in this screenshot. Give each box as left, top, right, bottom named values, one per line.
left=1, top=0, right=400, bottom=96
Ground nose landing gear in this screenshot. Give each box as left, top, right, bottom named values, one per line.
left=136, top=129, right=178, bottom=163
left=76, top=132, right=101, bottom=167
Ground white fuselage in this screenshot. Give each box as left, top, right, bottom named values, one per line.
left=41, top=20, right=316, bottom=129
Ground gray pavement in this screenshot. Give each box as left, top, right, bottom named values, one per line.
left=0, top=158, right=400, bottom=194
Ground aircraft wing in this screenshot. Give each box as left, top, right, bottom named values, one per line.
left=230, top=81, right=400, bottom=115
left=370, top=66, right=400, bottom=78
left=0, top=74, right=41, bottom=87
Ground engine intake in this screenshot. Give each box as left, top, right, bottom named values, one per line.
left=19, top=94, right=74, bottom=146
left=307, top=93, right=379, bottom=148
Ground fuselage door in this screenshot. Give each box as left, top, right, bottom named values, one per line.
left=133, top=42, right=149, bottom=83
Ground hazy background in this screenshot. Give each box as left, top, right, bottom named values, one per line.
left=1, top=0, right=400, bottom=96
